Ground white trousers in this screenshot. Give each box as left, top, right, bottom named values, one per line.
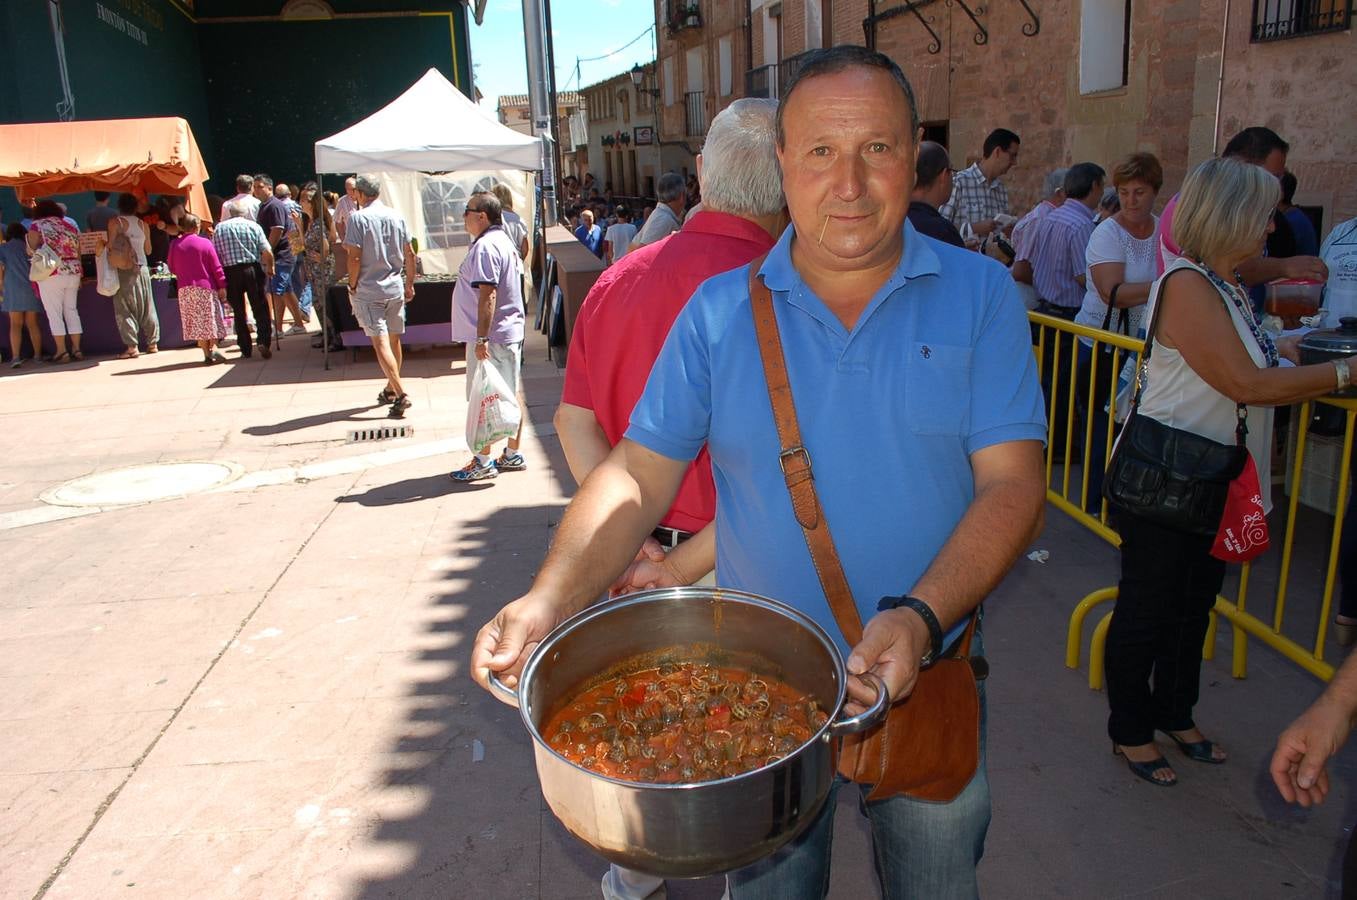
left=38, top=272, right=82, bottom=336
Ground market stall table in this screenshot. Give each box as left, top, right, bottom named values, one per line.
left=30, top=278, right=185, bottom=357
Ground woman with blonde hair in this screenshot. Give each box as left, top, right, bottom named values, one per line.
left=1104, top=157, right=1352, bottom=787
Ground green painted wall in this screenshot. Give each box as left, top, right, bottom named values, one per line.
left=1, top=0, right=471, bottom=220
left=199, top=12, right=468, bottom=193
left=0, top=0, right=213, bottom=221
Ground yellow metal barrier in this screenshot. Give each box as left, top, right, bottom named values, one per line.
left=1031, top=311, right=1349, bottom=686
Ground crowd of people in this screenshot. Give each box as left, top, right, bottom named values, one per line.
left=0, top=174, right=353, bottom=368
left=471, top=46, right=1357, bottom=900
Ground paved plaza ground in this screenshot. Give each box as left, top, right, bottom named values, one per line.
left=1, top=326, right=1354, bottom=899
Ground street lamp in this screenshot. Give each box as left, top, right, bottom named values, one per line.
left=629, top=63, right=661, bottom=97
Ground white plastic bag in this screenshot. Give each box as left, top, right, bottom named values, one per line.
left=95, top=249, right=120, bottom=296
left=465, top=357, right=521, bottom=451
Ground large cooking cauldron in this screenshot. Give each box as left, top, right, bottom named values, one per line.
left=1299, top=316, right=1357, bottom=398
left=488, top=587, right=887, bottom=878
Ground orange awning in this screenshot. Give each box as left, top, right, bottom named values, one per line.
left=0, top=117, right=212, bottom=221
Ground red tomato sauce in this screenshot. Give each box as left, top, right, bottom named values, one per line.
left=541, top=662, right=829, bottom=784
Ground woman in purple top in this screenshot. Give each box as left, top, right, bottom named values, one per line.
left=166, top=214, right=229, bottom=364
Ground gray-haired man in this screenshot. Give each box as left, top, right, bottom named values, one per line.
left=343, top=174, right=417, bottom=418
left=213, top=200, right=275, bottom=359
left=632, top=172, right=688, bottom=247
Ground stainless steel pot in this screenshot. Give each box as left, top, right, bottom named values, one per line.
left=488, top=586, right=888, bottom=878
left=1299, top=316, right=1357, bottom=397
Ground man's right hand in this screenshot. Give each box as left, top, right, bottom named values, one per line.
left=1283, top=256, right=1329, bottom=282
left=471, top=593, right=572, bottom=694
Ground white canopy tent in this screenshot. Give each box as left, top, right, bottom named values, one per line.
left=314, top=68, right=541, bottom=276
left=314, top=67, right=541, bottom=173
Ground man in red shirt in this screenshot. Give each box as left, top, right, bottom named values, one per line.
left=556, top=98, right=786, bottom=601
left=554, top=94, right=784, bottom=900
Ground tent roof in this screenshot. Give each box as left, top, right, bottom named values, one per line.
left=0, top=117, right=211, bottom=220
left=315, top=69, right=541, bottom=174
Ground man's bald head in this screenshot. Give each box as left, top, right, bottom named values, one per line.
left=275, top=184, right=292, bottom=200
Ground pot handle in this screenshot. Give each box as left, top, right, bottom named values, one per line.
left=827, top=672, right=889, bottom=737
left=487, top=671, right=521, bottom=708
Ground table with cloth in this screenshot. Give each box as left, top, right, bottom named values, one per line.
left=25, top=278, right=183, bottom=357
left=327, top=277, right=457, bottom=348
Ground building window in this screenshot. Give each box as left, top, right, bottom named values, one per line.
left=805, top=0, right=824, bottom=49
left=1078, top=0, right=1131, bottom=94
left=1251, top=0, right=1352, bottom=41
left=719, top=37, right=733, bottom=96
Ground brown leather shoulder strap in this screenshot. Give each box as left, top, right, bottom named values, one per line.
left=746, top=256, right=979, bottom=656
left=747, top=257, right=864, bottom=647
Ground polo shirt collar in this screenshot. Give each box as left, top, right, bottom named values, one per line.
left=758, top=217, right=942, bottom=300
left=682, top=210, right=775, bottom=247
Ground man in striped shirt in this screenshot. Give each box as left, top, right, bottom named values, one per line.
left=939, top=128, right=1019, bottom=239
left=212, top=201, right=276, bottom=359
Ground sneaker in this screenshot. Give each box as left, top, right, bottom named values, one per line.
left=9, top=359, right=22, bottom=369
left=387, top=394, right=412, bottom=418
left=286, top=325, right=308, bottom=336
left=450, top=458, right=498, bottom=482
left=377, top=387, right=397, bottom=406
left=495, top=449, right=527, bottom=471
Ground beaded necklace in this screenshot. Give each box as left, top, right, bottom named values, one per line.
left=1192, top=259, right=1279, bottom=368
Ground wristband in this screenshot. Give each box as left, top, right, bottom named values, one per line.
left=878, top=595, right=943, bottom=666
left=475, top=336, right=489, bottom=345
left=1336, top=359, right=1351, bottom=391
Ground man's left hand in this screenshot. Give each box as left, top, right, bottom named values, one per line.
left=405, top=283, right=415, bottom=300
left=842, top=607, right=933, bottom=714
left=474, top=341, right=490, bottom=361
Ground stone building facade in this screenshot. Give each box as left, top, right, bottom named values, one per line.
left=653, top=0, right=1355, bottom=231
left=580, top=65, right=663, bottom=199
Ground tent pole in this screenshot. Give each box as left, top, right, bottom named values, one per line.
left=319, top=171, right=329, bottom=372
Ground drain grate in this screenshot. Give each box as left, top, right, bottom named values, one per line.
left=347, top=425, right=414, bottom=443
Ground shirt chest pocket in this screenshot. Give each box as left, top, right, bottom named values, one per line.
left=905, top=342, right=972, bottom=435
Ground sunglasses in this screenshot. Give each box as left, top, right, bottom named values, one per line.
left=464, top=207, right=484, bottom=216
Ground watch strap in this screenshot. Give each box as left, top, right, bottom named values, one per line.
left=879, top=596, right=943, bottom=663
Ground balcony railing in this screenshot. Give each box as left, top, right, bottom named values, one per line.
left=1251, top=0, right=1351, bottom=41
left=778, top=51, right=816, bottom=97
left=684, top=91, right=707, bottom=136
left=745, top=63, right=780, bottom=99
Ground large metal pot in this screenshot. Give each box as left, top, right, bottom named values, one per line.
left=488, top=586, right=888, bottom=878
left=1299, top=316, right=1357, bottom=397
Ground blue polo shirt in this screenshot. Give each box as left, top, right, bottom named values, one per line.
left=626, top=220, right=1046, bottom=655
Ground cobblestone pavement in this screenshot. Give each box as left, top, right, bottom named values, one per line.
left=0, top=328, right=1351, bottom=899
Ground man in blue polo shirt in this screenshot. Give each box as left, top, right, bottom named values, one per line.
left=472, top=46, right=1046, bottom=898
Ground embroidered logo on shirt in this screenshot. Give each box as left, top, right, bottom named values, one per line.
left=920, top=345, right=932, bottom=359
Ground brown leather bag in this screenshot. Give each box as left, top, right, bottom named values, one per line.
left=747, top=259, right=982, bottom=803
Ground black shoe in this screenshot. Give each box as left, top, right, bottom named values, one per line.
left=377, top=387, right=397, bottom=406
left=259, top=344, right=273, bottom=359
left=388, top=395, right=412, bottom=418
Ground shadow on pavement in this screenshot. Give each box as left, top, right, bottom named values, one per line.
left=335, top=473, right=469, bottom=506
left=242, top=406, right=379, bottom=436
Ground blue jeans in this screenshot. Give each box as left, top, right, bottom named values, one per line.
left=727, top=677, right=991, bottom=900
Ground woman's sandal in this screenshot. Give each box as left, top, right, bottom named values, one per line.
left=51, top=351, right=72, bottom=364
left=1163, top=731, right=1227, bottom=765
left=70, top=350, right=84, bottom=361
left=1113, top=743, right=1177, bottom=787
left=118, top=349, right=139, bottom=359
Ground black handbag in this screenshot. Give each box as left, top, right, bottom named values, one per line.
left=1102, top=269, right=1249, bottom=536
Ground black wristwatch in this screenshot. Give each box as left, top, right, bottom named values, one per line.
left=878, top=595, right=943, bottom=667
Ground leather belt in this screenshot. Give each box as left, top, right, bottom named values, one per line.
left=651, top=525, right=693, bottom=549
